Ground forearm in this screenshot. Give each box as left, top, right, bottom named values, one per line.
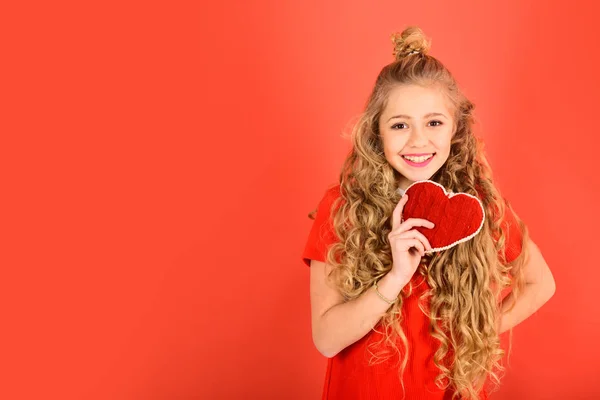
left=314, top=271, right=407, bottom=358
left=498, top=281, right=555, bottom=334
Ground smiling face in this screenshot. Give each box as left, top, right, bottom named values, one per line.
left=379, top=84, right=456, bottom=191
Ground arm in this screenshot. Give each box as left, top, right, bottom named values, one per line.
left=498, top=238, right=556, bottom=334
left=309, top=259, right=406, bottom=358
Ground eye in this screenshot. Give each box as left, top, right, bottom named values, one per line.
left=430, top=120, right=443, bottom=127
left=391, top=123, right=407, bottom=130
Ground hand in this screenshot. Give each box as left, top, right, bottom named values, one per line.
left=388, top=194, right=435, bottom=284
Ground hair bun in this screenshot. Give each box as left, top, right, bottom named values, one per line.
left=390, top=26, right=432, bottom=60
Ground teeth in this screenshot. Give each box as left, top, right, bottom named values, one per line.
left=403, top=154, right=433, bottom=163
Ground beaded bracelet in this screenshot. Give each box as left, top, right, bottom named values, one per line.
left=374, top=279, right=398, bottom=305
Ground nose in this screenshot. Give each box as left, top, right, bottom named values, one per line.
left=407, top=126, right=428, bottom=147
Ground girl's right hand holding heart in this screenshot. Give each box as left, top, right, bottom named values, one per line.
left=387, top=194, right=435, bottom=285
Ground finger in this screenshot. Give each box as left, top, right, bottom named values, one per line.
left=412, top=239, right=425, bottom=256
left=389, top=231, right=430, bottom=253
left=392, top=230, right=433, bottom=251
left=392, top=218, right=435, bottom=234
left=391, top=194, right=409, bottom=231
left=393, top=238, right=425, bottom=255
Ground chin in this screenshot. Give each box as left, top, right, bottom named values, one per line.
left=398, top=169, right=439, bottom=184
left=400, top=165, right=437, bottom=177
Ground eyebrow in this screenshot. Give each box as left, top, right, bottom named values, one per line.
left=387, top=112, right=447, bottom=122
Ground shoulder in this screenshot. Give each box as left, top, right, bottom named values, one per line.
left=317, top=183, right=343, bottom=211
left=324, top=183, right=342, bottom=199
left=302, top=184, right=344, bottom=265
left=490, top=196, right=525, bottom=264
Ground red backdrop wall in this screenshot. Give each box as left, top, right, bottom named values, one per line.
left=2, top=1, right=599, bottom=399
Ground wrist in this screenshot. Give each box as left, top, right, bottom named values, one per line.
left=374, top=279, right=398, bottom=305
left=386, top=270, right=410, bottom=287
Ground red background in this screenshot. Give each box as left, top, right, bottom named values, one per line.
left=2, top=1, right=599, bottom=399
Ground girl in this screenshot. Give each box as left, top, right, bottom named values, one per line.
left=301, top=26, right=556, bottom=400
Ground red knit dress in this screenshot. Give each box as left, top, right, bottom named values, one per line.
left=301, top=184, right=523, bottom=400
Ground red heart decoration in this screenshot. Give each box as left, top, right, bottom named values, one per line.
left=401, top=180, right=485, bottom=253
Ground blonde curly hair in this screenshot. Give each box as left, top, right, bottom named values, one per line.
left=309, top=26, right=529, bottom=399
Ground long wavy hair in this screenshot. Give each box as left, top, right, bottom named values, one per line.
left=308, top=26, right=529, bottom=399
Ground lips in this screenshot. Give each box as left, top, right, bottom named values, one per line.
left=402, top=153, right=435, bottom=167
left=402, top=153, right=435, bottom=159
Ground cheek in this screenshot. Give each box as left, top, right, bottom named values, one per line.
left=383, top=134, right=407, bottom=150
left=381, top=136, right=394, bottom=153
left=433, top=135, right=453, bottom=152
